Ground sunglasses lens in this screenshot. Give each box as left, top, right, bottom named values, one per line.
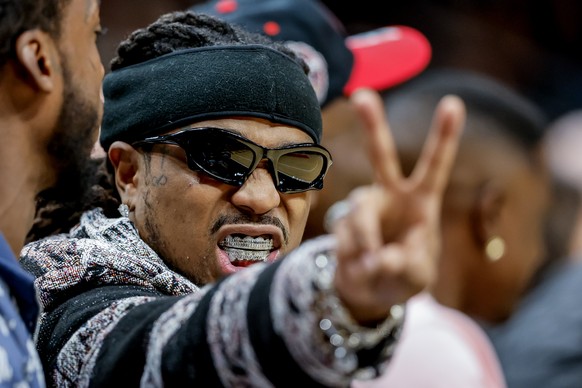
left=154, top=128, right=330, bottom=192
left=190, top=134, right=255, bottom=183
left=276, top=151, right=327, bottom=191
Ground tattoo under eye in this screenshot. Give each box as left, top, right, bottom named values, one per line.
left=143, top=146, right=184, bottom=187
left=152, top=175, right=168, bottom=187
left=144, top=157, right=168, bottom=187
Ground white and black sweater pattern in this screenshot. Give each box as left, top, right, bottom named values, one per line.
left=20, top=209, right=399, bottom=387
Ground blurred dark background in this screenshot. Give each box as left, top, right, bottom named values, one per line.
left=99, top=0, right=582, bottom=121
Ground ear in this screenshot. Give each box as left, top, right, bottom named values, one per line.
left=14, top=29, right=59, bottom=92
left=108, top=141, right=142, bottom=209
left=471, top=180, right=506, bottom=247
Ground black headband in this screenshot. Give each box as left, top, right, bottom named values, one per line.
left=100, top=45, right=322, bottom=150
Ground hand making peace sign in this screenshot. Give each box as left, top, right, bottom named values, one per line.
left=332, top=88, right=466, bottom=325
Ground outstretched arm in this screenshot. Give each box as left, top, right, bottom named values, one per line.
left=333, top=88, right=466, bottom=324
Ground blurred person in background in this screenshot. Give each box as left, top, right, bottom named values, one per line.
left=388, top=70, right=550, bottom=325
left=338, top=69, right=550, bottom=387
left=485, top=109, right=582, bottom=388
left=0, top=0, right=103, bottom=385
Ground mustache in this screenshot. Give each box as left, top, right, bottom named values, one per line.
left=210, top=214, right=289, bottom=245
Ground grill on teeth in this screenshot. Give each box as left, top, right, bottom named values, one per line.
left=222, top=248, right=269, bottom=262
left=220, top=235, right=274, bottom=251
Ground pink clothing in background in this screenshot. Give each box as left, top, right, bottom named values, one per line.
left=353, top=292, right=506, bottom=388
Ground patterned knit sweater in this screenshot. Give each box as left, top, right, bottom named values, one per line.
left=20, top=209, right=401, bottom=387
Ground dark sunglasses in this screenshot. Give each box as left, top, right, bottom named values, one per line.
left=132, top=127, right=333, bottom=193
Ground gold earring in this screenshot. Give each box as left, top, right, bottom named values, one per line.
left=485, top=236, right=505, bottom=262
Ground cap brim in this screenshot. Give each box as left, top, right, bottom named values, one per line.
left=343, top=26, right=432, bottom=95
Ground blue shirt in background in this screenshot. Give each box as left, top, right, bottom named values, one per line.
left=0, top=233, right=44, bottom=387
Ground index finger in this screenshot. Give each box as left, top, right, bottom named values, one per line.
left=350, top=88, right=402, bottom=187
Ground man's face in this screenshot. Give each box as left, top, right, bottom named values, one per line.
left=129, top=118, right=315, bottom=285
left=40, top=0, right=104, bottom=203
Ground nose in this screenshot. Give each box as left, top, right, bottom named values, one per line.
left=231, top=167, right=281, bottom=215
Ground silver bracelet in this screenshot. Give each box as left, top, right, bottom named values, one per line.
left=313, top=252, right=406, bottom=379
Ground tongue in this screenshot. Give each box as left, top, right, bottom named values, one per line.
left=231, top=260, right=256, bottom=268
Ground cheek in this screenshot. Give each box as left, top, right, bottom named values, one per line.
left=166, top=187, right=214, bottom=226
left=140, top=172, right=220, bottom=245
left=284, top=194, right=312, bottom=247
left=504, top=195, right=547, bottom=276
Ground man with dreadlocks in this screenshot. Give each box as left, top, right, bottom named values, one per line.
left=21, top=10, right=465, bottom=387
left=0, top=0, right=103, bottom=386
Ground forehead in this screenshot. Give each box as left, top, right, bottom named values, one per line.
left=185, top=117, right=315, bottom=147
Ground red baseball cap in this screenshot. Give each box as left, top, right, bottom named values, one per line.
left=190, top=0, right=432, bottom=107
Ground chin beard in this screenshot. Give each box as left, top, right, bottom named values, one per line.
left=37, top=61, right=100, bottom=208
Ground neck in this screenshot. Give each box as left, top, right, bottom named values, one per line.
left=0, top=119, right=50, bottom=255
left=0, top=173, right=38, bottom=255
left=430, top=265, right=465, bottom=311
left=0, top=63, right=60, bottom=255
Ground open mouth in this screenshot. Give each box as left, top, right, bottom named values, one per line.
left=218, top=234, right=275, bottom=267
